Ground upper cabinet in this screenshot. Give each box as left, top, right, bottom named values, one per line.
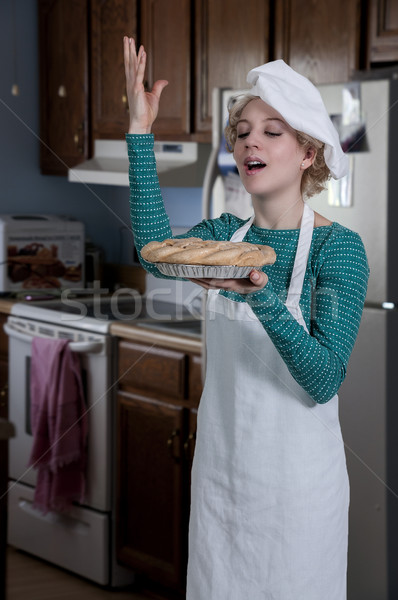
left=194, top=0, right=270, bottom=136
left=38, top=0, right=398, bottom=176
left=140, top=0, right=192, bottom=139
left=367, top=0, right=398, bottom=64
left=91, top=0, right=137, bottom=140
left=274, top=0, right=361, bottom=84
left=38, top=0, right=89, bottom=175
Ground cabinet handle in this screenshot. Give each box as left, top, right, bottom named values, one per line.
left=0, top=382, right=8, bottom=408
left=167, top=429, right=180, bottom=463
left=122, top=93, right=129, bottom=113
left=57, top=84, right=67, bottom=98
left=73, top=122, right=84, bottom=154
left=184, top=431, right=196, bottom=461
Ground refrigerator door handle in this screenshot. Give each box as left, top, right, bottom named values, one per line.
left=201, top=145, right=219, bottom=220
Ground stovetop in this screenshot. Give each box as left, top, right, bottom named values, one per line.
left=11, top=292, right=201, bottom=334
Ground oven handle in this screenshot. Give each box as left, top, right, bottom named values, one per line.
left=3, top=323, right=105, bottom=354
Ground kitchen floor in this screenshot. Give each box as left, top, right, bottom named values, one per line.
left=6, top=545, right=150, bottom=600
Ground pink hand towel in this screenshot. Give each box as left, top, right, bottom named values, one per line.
left=28, top=337, right=88, bottom=514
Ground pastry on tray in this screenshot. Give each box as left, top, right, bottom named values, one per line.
left=140, top=237, right=276, bottom=279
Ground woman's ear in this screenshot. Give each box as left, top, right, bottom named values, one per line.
left=305, top=146, right=316, bottom=166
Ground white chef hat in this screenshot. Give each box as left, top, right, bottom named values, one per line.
left=246, top=60, right=348, bottom=179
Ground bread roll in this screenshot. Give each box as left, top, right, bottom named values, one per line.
left=141, top=237, right=276, bottom=267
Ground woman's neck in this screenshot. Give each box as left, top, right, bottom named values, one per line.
left=251, top=193, right=305, bottom=230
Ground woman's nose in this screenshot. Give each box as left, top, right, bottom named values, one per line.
left=245, top=132, right=261, bottom=149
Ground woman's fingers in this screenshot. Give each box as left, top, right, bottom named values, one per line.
left=123, top=36, right=129, bottom=70
left=123, top=36, right=167, bottom=131
left=123, top=37, right=142, bottom=84
left=189, top=271, right=268, bottom=294
left=136, top=44, right=146, bottom=86
left=152, top=79, right=169, bottom=100
left=123, top=36, right=134, bottom=78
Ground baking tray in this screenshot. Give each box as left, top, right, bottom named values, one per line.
left=155, top=263, right=257, bottom=279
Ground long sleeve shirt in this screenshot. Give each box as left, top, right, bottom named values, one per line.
left=127, top=133, right=369, bottom=403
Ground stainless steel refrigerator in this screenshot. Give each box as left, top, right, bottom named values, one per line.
left=311, top=72, right=398, bottom=600
left=203, top=72, right=398, bottom=599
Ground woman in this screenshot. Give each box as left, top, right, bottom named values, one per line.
left=123, top=37, right=369, bottom=599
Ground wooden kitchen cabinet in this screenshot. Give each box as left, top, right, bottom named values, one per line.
left=39, top=0, right=386, bottom=166
left=140, top=0, right=192, bottom=139
left=0, top=314, right=8, bottom=422
left=194, top=0, right=271, bottom=135
left=38, top=0, right=90, bottom=175
left=367, top=0, right=398, bottom=64
left=0, top=313, right=9, bottom=598
left=90, top=0, right=138, bottom=140
left=274, top=0, right=362, bottom=84
left=116, top=338, right=201, bottom=595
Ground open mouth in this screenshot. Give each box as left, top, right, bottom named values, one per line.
left=245, top=160, right=266, bottom=172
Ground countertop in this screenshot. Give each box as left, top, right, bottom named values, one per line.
left=1, top=297, right=202, bottom=353
left=110, top=321, right=202, bottom=353
left=0, top=298, right=16, bottom=315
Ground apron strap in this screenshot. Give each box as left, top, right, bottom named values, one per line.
left=229, top=214, right=255, bottom=243
left=285, top=203, right=314, bottom=309
left=208, top=215, right=255, bottom=299
left=218, top=204, right=314, bottom=312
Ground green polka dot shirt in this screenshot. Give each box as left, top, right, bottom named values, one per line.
left=127, top=134, right=369, bottom=404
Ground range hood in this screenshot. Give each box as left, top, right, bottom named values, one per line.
left=68, top=139, right=210, bottom=187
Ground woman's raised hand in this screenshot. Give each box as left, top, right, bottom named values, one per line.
left=123, top=36, right=168, bottom=134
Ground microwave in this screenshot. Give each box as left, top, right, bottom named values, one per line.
left=0, top=214, right=85, bottom=292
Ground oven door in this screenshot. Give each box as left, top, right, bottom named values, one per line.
left=5, top=316, right=113, bottom=512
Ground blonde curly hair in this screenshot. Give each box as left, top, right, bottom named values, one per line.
left=224, top=94, right=330, bottom=198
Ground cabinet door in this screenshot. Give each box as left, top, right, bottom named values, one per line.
left=0, top=314, right=8, bottom=420
left=194, top=0, right=271, bottom=135
left=116, top=390, right=186, bottom=589
left=38, top=0, right=89, bottom=175
left=0, top=313, right=8, bottom=598
left=141, top=0, right=191, bottom=138
left=184, top=408, right=197, bottom=486
left=368, top=0, right=398, bottom=63
left=91, top=0, right=137, bottom=139
left=188, top=353, right=202, bottom=405
left=274, top=0, right=361, bottom=84
left=118, top=340, right=187, bottom=400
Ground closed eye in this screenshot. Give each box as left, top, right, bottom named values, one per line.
left=236, top=131, right=282, bottom=139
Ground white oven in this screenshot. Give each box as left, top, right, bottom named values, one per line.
left=4, top=288, right=200, bottom=586
left=4, top=310, right=134, bottom=586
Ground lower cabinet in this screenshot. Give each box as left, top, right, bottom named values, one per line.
left=0, top=313, right=9, bottom=597
left=116, top=338, right=201, bottom=596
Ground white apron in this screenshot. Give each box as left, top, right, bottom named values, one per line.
left=187, top=204, right=349, bottom=600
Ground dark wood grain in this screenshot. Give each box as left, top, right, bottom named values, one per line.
left=38, top=0, right=89, bottom=174
left=194, top=0, right=270, bottom=134
left=0, top=314, right=9, bottom=600
left=91, top=0, right=137, bottom=139
left=275, top=0, right=361, bottom=84
left=141, top=0, right=191, bottom=138
left=116, top=338, right=202, bottom=594
left=116, top=391, right=186, bottom=590
left=118, top=340, right=187, bottom=401
left=368, top=0, right=398, bottom=64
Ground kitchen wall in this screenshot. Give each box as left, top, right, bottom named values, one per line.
left=0, top=0, right=202, bottom=265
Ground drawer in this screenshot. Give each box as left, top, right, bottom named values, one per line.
left=118, top=340, right=187, bottom=400
left=0, top=315, right=8, bottom=358
left=8, top=481, right=109, bottom=585
left=189, top=353, right=203, bottom=405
